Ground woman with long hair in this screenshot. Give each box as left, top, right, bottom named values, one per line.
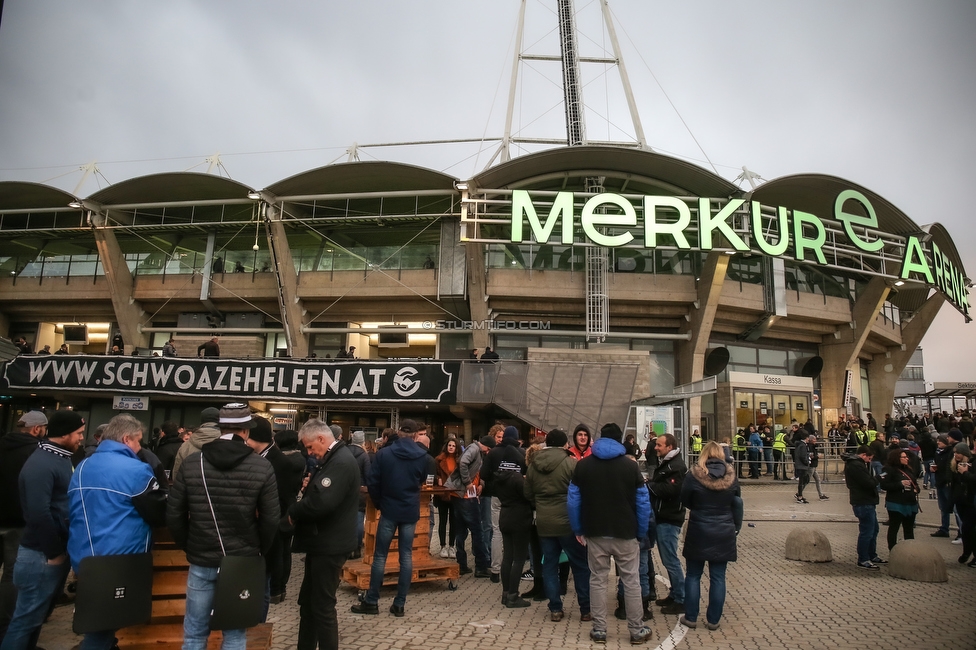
left=679, top=441, right=740, bottom=631
left=434, top=437, right=461, bottom=557
left=879, top=448, right=920, bottom=550
left=570, top=424, right=592, bottom=460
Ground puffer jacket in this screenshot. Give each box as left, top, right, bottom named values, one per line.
left=171, top=422, right=221, bottom=479
left=524, top=447, right=576, bottom=537
left=167, top=436, right=280, bottom=567
left=680, top=459, right=738, bottom=562
left=568, top=437, right=650, bottom=540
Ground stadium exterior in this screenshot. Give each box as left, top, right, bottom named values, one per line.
left=0, top=146, right=969, bottom=443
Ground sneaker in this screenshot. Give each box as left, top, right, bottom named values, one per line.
left=580, top=612, right=592, bottom=622
left=678, top=615, right=696, bottom=629
left=448, top=546, right=457, bottom=558
left=654, top=596, right=674, bottom=606
left=629, top=626, right=652, bottom=645
left=819, top=494, right=829, bottom=500
left=870, top=557, right=888, bottom=564
left=794, top=494, right=802, bottom=503
left=931, top=530, right=950, bottom=538
left=857, top=561, right=880, bottom=570
left=704, top=620, right=721, bottom=631
left=521, top=570, right=534, bottom=580
left=439, top=546, right=449, bottom=558
left=952, top=538, right=963, bottom=545
left=660, top=602, right=685, bottom=615
left=589, top=629, right=607, bottom=644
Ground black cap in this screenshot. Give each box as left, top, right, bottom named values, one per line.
left=250, top=416, right=274, bottom=443
left=48, top=410, right=85, bottom=438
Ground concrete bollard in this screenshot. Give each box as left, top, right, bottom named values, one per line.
left=785, top=527, right=833, bottom=562
left=887, top=540, right=948, bottom=582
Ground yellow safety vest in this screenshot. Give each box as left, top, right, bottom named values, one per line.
left=773, top=432, right=787, bottom=452
left=691, top=435, right=702, bottom=452
left=866, top=429, right=877, bottom=443
left=732, top=434, right=746, bottom=452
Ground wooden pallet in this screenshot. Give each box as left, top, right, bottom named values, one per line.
left=341, top=557, right=460, bottom=590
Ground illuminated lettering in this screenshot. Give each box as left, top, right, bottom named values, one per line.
left=751, top=203, right=789, bottom=256
left=511, top=190, right=574, bottom=244
left=900, top=236, right=934, bottom=283
left=834, top=189, right=883, bottom=252
left=792, top=210, right=827, bottom=264
left=643, top=196, right=691, bottom=248
left=697, top=198, right=748, bottom=251
left=581, top=193, right=636, bottom=247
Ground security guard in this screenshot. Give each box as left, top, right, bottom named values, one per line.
left=772, top=429, right=789, bottom=480
left=690, top=429, right=703, bottom=457
left=732, top=430, right=746, bottom=479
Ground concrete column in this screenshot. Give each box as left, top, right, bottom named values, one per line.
left=266, top=206, right=308, bottom=358
left=676, top=251, right=730, bottom=430
left=466, top=242, right=490, bottom=349
left=867, top=292, right=946, bottom=416
left=91, top=212, right=149, bottom=350
left=819, top=276, right=890, bottom=410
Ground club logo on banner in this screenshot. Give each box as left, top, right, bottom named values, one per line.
left=2, top=356, right=459, bottom=403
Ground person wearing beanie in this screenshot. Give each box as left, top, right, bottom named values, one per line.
left=567, top=422, right=652, bottom=645
left=482, top=425, right=531, bottom=606
left=949, top=442, right=976, bottom=566
left=524, top=428, right=591, bottom=622
left=844, top=445, right=884, bottom=570
left=171, top=407, right=223, bottom=479
left=570, top=424, right=592, bottom=461
left=930, top=434, right=956, bottom=539
left=154, top=420, right=184, bottom=475
left=346, top=432, right=371, bottom=560
left=483, top=424, right=505, bottom=580
left=3, top=410, right=85, bottom=649
left=245, top=417, right=304, bottom=606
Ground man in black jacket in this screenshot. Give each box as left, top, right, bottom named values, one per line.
left=844, top=446, right=885, bottom=570
left=166, top=403, right=279, bottom=650
left=153, top=420, right=183, bottom=475
left=348, top=430, right=372, bottom=559
left=649, top=433, right=687, bottom=615
left=289, top=419, right=360, bottom=650
left=0, top=411, right=46, bottom=638
left=246, top=417, right=304, bottom=606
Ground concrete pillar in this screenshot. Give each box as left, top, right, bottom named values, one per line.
left=676, top=251, right=729, bottom=430
left=466, top=242, right=490, bottom=349
left=867, top=292, right=945, bottom=415
left=266, top=206, right=308, bottom=358
left=91, top=212, right=149, bottom=350
left=819, top=276, right=890, bottom=411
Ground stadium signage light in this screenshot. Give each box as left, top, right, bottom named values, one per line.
left=508, top=189, right=969, bottom=316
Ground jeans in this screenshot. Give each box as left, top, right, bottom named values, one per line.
left=656, top=523, right=684, bottom=603
left=79, top=629, right=117, bottom=650
left=0, top=546, right=70, bottom=650
left=297, top=553, right=345, bottom=650
left=852, top=505, right=879, bottom=564
left=183, top=564, right=246, bottom=650
left=365, top=516, right=415, bottom=607
left=356, top=509, right=366, bottom=552
left=451, top=498, right=488, bottom=571
left=586, top=537, right=642, bottom=634
left=936, top=484, right=952, bottom=533
left=539, top=535, right=590, bottom=613
left=748, top=448, right=761, bottom=478
left=480, top=496, right=493, bottom=563
left=0, top=527, right=23, bottom=640
left=763, top=447, right=774, bottom=474
left=683, top=559, right=727, bottom=625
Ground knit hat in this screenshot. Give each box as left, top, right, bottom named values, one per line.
left=250, top=416, right=274, bottom=443
left=47, top=410, right=85, bottom=438
left=503, top=426, right=519, bottom=442
left=200, top=407, right=220, bottom=424
left=399, top=419, right=420, bottom=434
left=18, top=410, right=48, bottom=427
left=479, top=435, right=496, bottom=449
left=937, top=434, right=950, bottom=446
left=218, top=402, right=255, bottom=430
left=545, top=429, right=568, bottom=448
left=351, top=430, right=365, bottom=445
left=954, top=442, right=972, bottom=457
left=600, top=422, right=623, bottom=443
left=948, top=429, right=963, bottom=443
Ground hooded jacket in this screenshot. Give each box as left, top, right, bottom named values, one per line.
left=681, top=459, right=738, bottom=562
left=67, top=440, right=167, bottom=572
left=154, top=434, right=183, bottom=473
left=367, top=436, right=429, bottom=523
left=524, top=446, right=576, bottom=537
left=567, top=437, right=650, bottom=540
left=649, top=448, right=687, bottom=526
left=0, top=431, right=40, bottom=527
left=166, top=436, right=280, bottom=567
left=445, top=441, right=482, bottom=497
left=487, top=441, right=531, bottom=533
left=171, top=421, right=221, bottom=479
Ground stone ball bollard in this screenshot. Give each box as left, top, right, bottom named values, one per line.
left=887, top=540, right=948, bottom=582
left=785, top=527, right=833, bottom=562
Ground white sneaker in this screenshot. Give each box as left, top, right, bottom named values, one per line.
left=439, top=546, right=449, bottom=558
left=448, top=546, right=457, bottom=558
left=952, top=538, right=963, bottom=545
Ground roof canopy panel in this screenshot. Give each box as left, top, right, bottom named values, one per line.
left=0, top=181, right=79, bottom=211
left=266, top=161, right=458, bottom=197
left=87, top=173, right=254, bottom=205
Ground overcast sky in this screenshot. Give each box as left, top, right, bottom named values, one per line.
left=1, top=0, right=974, bottom=382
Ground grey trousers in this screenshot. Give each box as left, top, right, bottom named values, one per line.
left=490, top=497, right=503, bottom=574
left=586, top=536, right=643, bottom=634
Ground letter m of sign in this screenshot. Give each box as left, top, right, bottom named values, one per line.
left=511, top=190, right=574, bottom=245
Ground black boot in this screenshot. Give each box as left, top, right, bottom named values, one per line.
left=504, top=593, right=531, bottom=608
left=614, top=595, right=627, bottom=620
left=642, top=597, right=654, bottom=621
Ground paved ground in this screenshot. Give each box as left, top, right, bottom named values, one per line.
left=38, top=476, right=976, bottom=650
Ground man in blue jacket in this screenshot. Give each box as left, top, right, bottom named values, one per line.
left=568, top=423, right=652, bottom=646
left=67, top=414, right=167, bottom=650
left=351, top=419, right=429, bottom=617
left=2, top=410, right=85, bottom=650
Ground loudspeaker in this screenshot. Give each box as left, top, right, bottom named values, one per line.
left=797, top=356, right=824, bottom=378
left=703, top=347, right=730, bottom=376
